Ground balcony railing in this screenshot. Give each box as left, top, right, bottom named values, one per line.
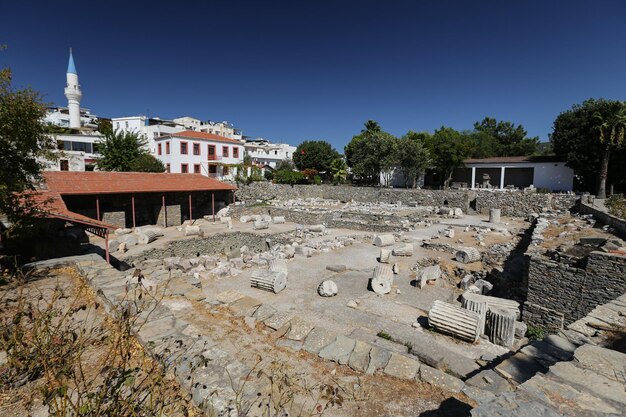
left=207, top=155, right=222, bottom=161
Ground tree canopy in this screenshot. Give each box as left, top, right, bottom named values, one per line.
left=96, top=130, right=151, bottom=172
left=425, top=127, right=472, bottom=188
left=127, top=154, right=165, bottom=173
left=472, top=117, right=539, bottom=157
left=551, top=98, right=626, bottom=194
left=397, top=131, right=431, bottom=188
left=345, top=121, right=397, bottom=185
left=292, top=140, right=338, bottom=173
left=0, top=63, right=56, bottom=224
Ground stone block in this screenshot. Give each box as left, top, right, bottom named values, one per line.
left=348, top=341, right=372, bottom=372
left=419, top=365, right=464, bottom=393
left=302, top=327, right=337, bottom=354
left=318, top=335, right=356, bottom=365
left=383, top=353, right=420, bottom=380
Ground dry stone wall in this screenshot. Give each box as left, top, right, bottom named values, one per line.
left=235, top=183, right=578, bottom=217
left=523, top=251, right=626, bottom=332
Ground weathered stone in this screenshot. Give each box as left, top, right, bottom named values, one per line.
left=514, top=321, right=527, bottom=338
left=494, top=352, right=544, bottom=384
left=286, top=317, right=314, bottom=341
left=465, top=369, right=511, bottom=394
left=184, top=225, right=201, bottom=236
left=250, top=270, right=287, bottom=294
left=295, top=246, right=314, bottom=257
left=461, top=292, right=520, bottom=319
left=371, top=264, right=393, bottom=295
left=268, top=259, right=288, bottom=275
left=460, top=274, right=474, bottom=290
left=573, top=344, right=626, bottom=382
left=489, top=208, right=501, bottom=223
left=428, top=300, right=481, bottom=343
left=272, top=216, right=285, bottom=224
left=228, top=296, right=262, bottom=317
left=418, top=265, right=441, bottom=288
left=543, top=334, right=576, bottom=353
left=253, top=220, right=269, bottom=230
left=219, top=216, right=231, bottom=224
left=318, top=335, right=356, bottom=364
left=456, top=247, right=481, bottom=263
left=326, top=264, right=347, bottom=273
left=252, top=304, right=276, bottom=321
left=263, top=311, right=294, bottom=331
left=474, top=279, right=494, bottom=295
left=487, top=306, right=517, bottom=347
left=309, top=224, right=326, bottom=233
left=374, top=234, right=395, bottom=247
left=392, top=243, right=414, bottom=256
left=419, top=365, right=464, bottom=393
left=317, top=280, right=338, bottom=297
left=366, top=346, right=392, bottom=374
left=214, top=290, right=245, bottom=305
left=348, top=341, right=372, bottom=372
left=549, top=361, right=626, bottom=405
left=302, top=327, right=337, bottom=354
left=383, top=353, right=420, bottom=380
left=379, top=248, right=391, bottom=263
left=470, top=391, right=562, bottom=417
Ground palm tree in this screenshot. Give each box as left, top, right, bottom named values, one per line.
left=362, top=120, right=381, bottom=133
left=592, top=101, right=626, bottom=198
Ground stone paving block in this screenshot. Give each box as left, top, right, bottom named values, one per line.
left=520, top=340, right=573, bottom=367
left=520, top=373, right=622, bottom=416
left=276, top=339, right=303, bottom=352
left=573, top=344, right=626, bottom=383
left=549, top=361, right=626, bottom=405
left=462, top=385, right=496, bottom=404
left=137, top=315, right=185, bottom=344
left=544, top=334, right=577, bottom=353
left=419, top=364, right=464, bottom=393
left=215, top=290, right=245, bottom=305
left=263, top=311, right=294, bottom=331
left=252, top=304, right=276, bottom=321
left=302, top=327, right=337, bottom=354
left=495, top=352, right=545, bottom=384
left=366, top=346, right=392, bottom=375
left=383, top=353, right=420, bottom=380
left=286, top=317, right=315, bottom=341
left=465, top=369, right=511, bottom=395
left=348, top=341, right=372, bottom=372
left=318, top=335, right=356, bottom=365
left=184, top=287, right=206, bottom=301
left=229, top=296, right=262, bottom=317
left=470, top=391, right=563, bottom=417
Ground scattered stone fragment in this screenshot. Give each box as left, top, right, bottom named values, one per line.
left=455, top=247, right=481, bottom=263
left=346, top=300, right=358, bottom=309
left=286, top=317, right=315, bottom=341
left=465, top=369, right=511, bottom=394
left=428, top=300, right=481, bottom=343
left=417, top=265, right=441, bottom=288
left=318, top=335, right=356, bottom=365
left=272, top=216, right=285, bottom=224
left=366, top=346, right=392, bottom=374
left=514, top=321, right=527, bottom=339
left=184, top=225, right=201, bottom=236
left=309, top=224, right=326, bottom=233
left=348, top=341, right=372, bottom=372
left=487, top=307, right=517, bottom=347
left=379, top=248, right=391, bottom=263
left=219, top=216, right=231, bottom=224
left=264, top=311, right=294, bottom=331
left=253, top=220, right=269, bottom=230
left=392, top=263, right=399, bottom=274
left=374, top=234, right=395, bottom=247
left=460, top=274, right=475, bottom=290
left=326, top=264, right=347, bottom=273
left=392, top=243, right=414, bottom=256
left=474, top=279, right=494, bottom=295
left=371, top=264, right=393, bottom=295
left=250, top=270, right=287, bottom=294
left=302, top=327, right=338, bottom=354
left=317, top=280, right=338, bottom=297
left=489, top=208, right=501, bottom=223
left=419, top=365, right=464, bottom=393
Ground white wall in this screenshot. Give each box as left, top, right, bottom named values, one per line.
left=155, top=136, right=244, bottom=180
left=465, top=162, right=574, bottom=191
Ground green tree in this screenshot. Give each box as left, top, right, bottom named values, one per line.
left=96, top=130, right=149, bottom=172
left=592, top=101, right=626, bottom=198
left=552, top=99, right=626, bottom=194
left=425, top=127, right=472, bottom=189
left=274, top=170, right=304, bottom=185
left=128, top=154, right=165, bottom=173
left=292, top=140, right=338, bottom=173
left=275, top=159, right=295, bottom=171
left=96, top=118, right=113, bottom=136
left=397, top=131, right=431, bottom=188
left=473, top=117, right=539, bottom=156
left=0, top=60, right=56, bottom=224
left=345, top=121, right=396, bottom=185
left=330, top=158, right=348, bottom=184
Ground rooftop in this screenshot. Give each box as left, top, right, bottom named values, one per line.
left=463, top=155, right=566, bottom=164
left=159, top=130, right=243, bottom=144
left=42, top=171, right=237, bottom=195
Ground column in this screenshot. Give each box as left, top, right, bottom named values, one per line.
left=96, top=196, right=100, bottom=220
left=162, top=194, right=167, bottom=227
left=131, top=195, right=136, bottom=229
left=471, top=167, right=476, bottom=190
left=500, top=167, right=505, bottom=190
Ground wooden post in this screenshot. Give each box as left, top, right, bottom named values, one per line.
left=105, top=230, right=110, bottom=264
left=131, top=194, right=136, bottom=229
left=212, top=192, right=215, bottom=223
left=96, top=196, right=100, bottom=220
left=189, top=193, right=192, bottom=222
left=162, top=194, right=167, bottom=227
left=232, top=190, right=235, bottom=205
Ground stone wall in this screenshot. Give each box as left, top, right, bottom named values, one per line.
left=580, top=200, right=626, bottom=238
left=235, top=183, right=578, bottom=218
left=126, top=231, right=293, bottom=263
left=523, top=251, right=626, bottom=332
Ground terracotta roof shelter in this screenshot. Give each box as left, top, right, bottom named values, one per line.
left=43, top=171, right=237, bottom=195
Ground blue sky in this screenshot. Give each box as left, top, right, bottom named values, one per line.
left=2, top=1, right=625, bottom=149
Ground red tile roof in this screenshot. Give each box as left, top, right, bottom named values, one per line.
left=42, top=171, right=237, bottom=195
left=28, top=191, right=115, bottom=230
left=160, top=130, right=244, bottom=144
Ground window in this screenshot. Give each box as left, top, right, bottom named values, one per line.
left=193, top=143, right=200, bottom=155
left=275, top=150, right=278, bottom=155
left=222, top=146, right=229, bottom=157
left=166, top=142, right=170, bottom=154
left=60, top=160, right=69, bottom=171
left=207, top=145, right=216, bottom=160
left=209, top=165, right=217, bottom=174
left=166, top=163, right=170, bottom=173
left=194, top=164, right=201, bottom=174
left=180, top=142, right=188, bottom=155
left=233, top=147, right=239, bottom=158
left=157, top=143, right=162, bottom=155
left=181, top=164, right=188, bottom=173
left=223, top=166, right=229, bottom=176
left=125, top=121, right=129, bottom=128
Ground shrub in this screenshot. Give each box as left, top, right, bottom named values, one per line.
left=274, top=170, right=305, bottom=185
left=606, top=193, right=626, bottom=219
left=313, top=175, right=322, bottom=185
left=526, top=325, right=545, bottom=341
left=264, top=170, right=274, bottom=181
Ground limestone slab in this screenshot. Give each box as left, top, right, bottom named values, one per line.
left=215, top=290, right=245, bottom=305
left=286, top=317, right=315, bottom=341
left=465, top=369, right=511, bottom=395
left=520, top=341, right=573, bottom=367
left=318, top=335, right=356, bottom=365
left=366, top=346, right=392, bottom=375
left=348, top=341, right=372, bottom=373
left=573, top=344, right=626, bottom=383
left=263, top=311, right=294, bottom=331
left=229, top=296, right=262, bottom=317
left=252, top=304, right=277, bottom=321
left=494, top=352, right=544, bottom=384
left=302, top=327, right=337, bottom=355
left=383, top=353, right=420, bottom=380
left=419, top=365, right=464, bottom=393
left=549, top=361, right=626, bottom=405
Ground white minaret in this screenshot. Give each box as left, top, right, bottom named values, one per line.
left=64, top=48, right=82, bottom=129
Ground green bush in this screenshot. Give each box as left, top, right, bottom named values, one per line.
left=264, top=170, right=274, bottom=181
left=313, top=175, right=322, bottom=185
left=274, top=170, right=305, bottom=185
left=606, top=193, right=626, bottom=219
left=526, top=325, right=545, bottom=341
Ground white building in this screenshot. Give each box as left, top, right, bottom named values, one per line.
left=44, top=133, right=103, bottom=172
left=154, top=131, right=245, bottom=180
left=44, top=106, right=100, bottom=130
left=244, top=138, right=297, bottom=169
left=172, top=117, right=243, bottom=140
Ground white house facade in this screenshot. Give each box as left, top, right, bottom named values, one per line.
left=154, top=131, right=244, bottom=180
left=244, top=138, right=297, bottom=169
